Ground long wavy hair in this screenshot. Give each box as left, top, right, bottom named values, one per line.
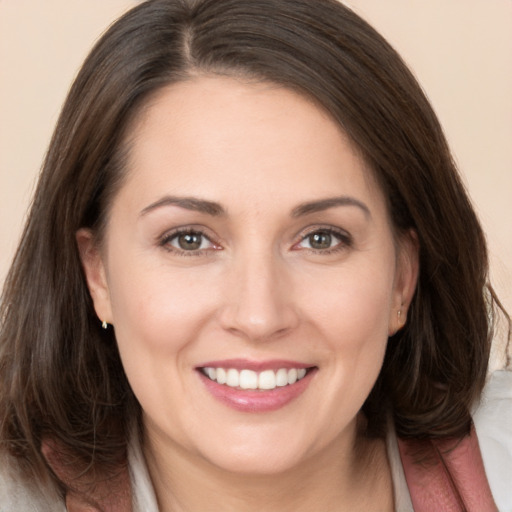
left=1, top=0, right=508, bottom=492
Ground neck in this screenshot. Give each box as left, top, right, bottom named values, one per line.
left=143, top=416, right=393, bottom=512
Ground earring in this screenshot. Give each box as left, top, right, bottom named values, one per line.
left=102, top=320, right=108, bottom=330
left=397, top=309, right=402, bottom=319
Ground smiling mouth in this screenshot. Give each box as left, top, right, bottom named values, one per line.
left=200, top=367, right=314, bottom=391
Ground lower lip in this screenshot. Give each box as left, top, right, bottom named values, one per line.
left=199, top=369, right=316, bottom=413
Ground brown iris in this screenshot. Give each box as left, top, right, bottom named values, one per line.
left=177, top=232, right=203, bottom=250
left=308, top=231, right=333, bottom=250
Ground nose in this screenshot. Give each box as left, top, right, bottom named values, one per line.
left=218, top=250, right=299, bottom=342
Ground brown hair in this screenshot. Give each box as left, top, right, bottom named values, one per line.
left=0, top=0, right=508, bottom=491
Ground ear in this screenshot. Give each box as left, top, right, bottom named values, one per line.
left=76, top=228, right=113, bottom=325
left=388, top=230, right=419, bottom=336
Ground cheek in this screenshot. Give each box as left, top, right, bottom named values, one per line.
left=107, top=257, right=216, bottom=349
left=302, top=257, right=395, bottom=343
left=103, top=253, right=221, bottom=416
left=105, top=261, right=219, bottom=433
left=300, top=256, right=395, bottom=396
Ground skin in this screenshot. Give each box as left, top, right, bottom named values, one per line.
left=78, top=76, right=418, bottom=511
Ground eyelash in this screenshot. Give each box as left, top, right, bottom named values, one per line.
left=293, top=226, right=353, bottom=255
left=159, top=228, right=218, bottom=256
left=158, top=226, right=352, bottom=256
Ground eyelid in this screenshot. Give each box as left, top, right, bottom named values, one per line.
left=291, top=225, right=353, bottom=252
left=158, top=225, right=222, bottom=255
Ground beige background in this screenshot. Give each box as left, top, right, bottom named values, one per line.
left=1, top=1, right=511, bottom=356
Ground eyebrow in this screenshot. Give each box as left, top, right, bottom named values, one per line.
left=140, top=194, right=370, bottom=219
left=291, top=196, right=371, bottom=218
left=140, top=196, right=226, bottom=217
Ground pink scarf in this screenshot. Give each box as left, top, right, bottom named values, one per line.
left=398, top=424, right=497, bottom=511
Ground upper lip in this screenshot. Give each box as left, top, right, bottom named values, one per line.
left=197, top=358, right=314, bottom=372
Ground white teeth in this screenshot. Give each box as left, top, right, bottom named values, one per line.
left=239, top=370, right=258, bottom=389
left=226, top=368, right=239, bottom=387
left=202, top=366, right=310, bottom=390
left=258, top=370, right=276, bottom=390
left=276, top=368, right=288, bottom=387
left=216, top=368, right=227, bottom=384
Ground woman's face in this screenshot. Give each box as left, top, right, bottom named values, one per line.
left=79, top=76, right=417, bottom=475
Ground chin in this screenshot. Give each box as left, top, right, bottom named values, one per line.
left=205, top=448, right=307, bottom=477
left=192, top=426, right=325, bottom=477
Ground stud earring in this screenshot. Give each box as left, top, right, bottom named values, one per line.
left=397, top=309, right=402, bottom=319
left=102, top=320, right=108, bottom=330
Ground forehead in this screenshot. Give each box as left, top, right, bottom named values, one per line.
left=116, top=76, right=387, bottom=218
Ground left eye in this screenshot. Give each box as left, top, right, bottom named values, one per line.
left=166, top=231, right=214, bottom=251
left=297, top=230, right=345, bottom=251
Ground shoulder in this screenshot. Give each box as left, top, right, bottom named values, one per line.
left=473, top=369, right=512, bottom=511
left=0, top=454, right=65, bottom=512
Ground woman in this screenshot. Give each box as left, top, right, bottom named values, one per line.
left=0, top=0, right=510, bottom=510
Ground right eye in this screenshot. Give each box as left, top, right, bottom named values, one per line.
left=160, top=229, right=218, bottom=254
